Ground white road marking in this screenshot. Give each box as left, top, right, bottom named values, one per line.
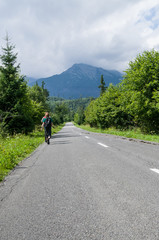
left=98, top=142, right=109, bottom=148
left=150, top=168, right=159, bottom=174
left=85, top=136, right=90, bottom=139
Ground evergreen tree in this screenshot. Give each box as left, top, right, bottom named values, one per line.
left=41, top=81, right=49, bottom=100
left=98, top=74, right=106, bottom=95
left=0, top=35, right=34, bottom=134
left=0, top=35, right=21, bottom=111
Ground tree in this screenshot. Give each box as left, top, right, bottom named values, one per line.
left=41, top=81, right=49, bottom=100
left=121, top=49, right=159, bottom=133
left=28, top=82, right=49, bottom=107
left=85, top=99, right=98, bottom=127
left=85, top=50, right=159, bottom=133
left=85, top=84, right=132, bottom=129
left=74, top=106, right=85, bottom=125
left=28, top=82, right=50, bottom=125
left=53, top=103, right=69, bottom=124
left=96, top=84, right=132, bottom=129
left=98, top=74, right=106, bottom=95
left=0, top=35, right=34, bottom=134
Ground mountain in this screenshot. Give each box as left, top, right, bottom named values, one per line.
left=29, top=63, right=123, bottom=99
left=25, top=76, right=37, bottom=84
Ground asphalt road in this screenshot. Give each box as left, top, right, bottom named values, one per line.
left=0, top=122, right=159, bottom=240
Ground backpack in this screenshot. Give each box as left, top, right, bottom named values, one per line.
left=44, top=117, right=51, bottom=129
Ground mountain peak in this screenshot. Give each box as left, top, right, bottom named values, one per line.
left=29, top=63, right=122, bottom=99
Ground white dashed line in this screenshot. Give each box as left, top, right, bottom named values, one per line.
left=98, top=142, right=109, bottom=148
left=85, top=136, right=90, bottom=139
left=150, top=168, right=159, bottom=174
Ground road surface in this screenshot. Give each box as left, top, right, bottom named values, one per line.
left=0, top=123, right=159, bottom=239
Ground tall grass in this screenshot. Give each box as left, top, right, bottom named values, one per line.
left=75, top=124, right=159, bottom=143
left=0, top=125, right=63, bottom=181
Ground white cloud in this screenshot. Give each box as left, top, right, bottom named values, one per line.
left=0, top=0, right=159, bottom=77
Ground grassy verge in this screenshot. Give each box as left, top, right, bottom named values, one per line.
left=0, top=124, right=64, bottom=182
left=75, top=124, right=159, bottom=143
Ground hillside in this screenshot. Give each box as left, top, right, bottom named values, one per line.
left=29, top=63, right=122, bottom=99
left=25, top=76, right=37, bottom=84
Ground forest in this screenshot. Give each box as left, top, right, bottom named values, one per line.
left=49, top=49, right=159, bottom=135
left=84, top=50, right=159, bottom=134
left=1, top=36, right=159, bottom=137
left=0, top=36, right=50, bottom=136
left=48, top=96, right=93, bottom=125
left=0, top=36, right=92, bottom=136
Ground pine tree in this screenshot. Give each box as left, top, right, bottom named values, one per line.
left=98, top=74, right=107, bottom=95
left=0, top=35, right=23, bottom=111
left=0, top=35, right=34, bottom=134
left=41, top=81, right=49, bottom=101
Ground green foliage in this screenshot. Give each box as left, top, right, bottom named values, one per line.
left=121, top=49, right=159, bottom=133
left=30, top=101, right=45, bottom=125
left=28, top=82, right=49, bottom=106
left=0, top=36, right=51, bottom=135
left=0, top=131, right=44, bottom=180
left=75, top=124, right=159, bottom=143
left=97, top=85, right=126, bottom=128
left=85, top=99, right=98, bottom=127
left=52, top=103, right=69, bottom=124
left=98, top=74, right=107, bottom=95
left=49, top=97, right=92, bottom=113
left=28, top=82, right=50, bottom=125
left=0, top=125, right=64, bottom=181
left=85, top=84, right=132, bottom=129
left=74, top=106, right=85, bottom=125
left=0, top=36, right=34, bottom=135
left=85, top=49, right=159, bottom=134
left=49, top=97, right=93, bottom=124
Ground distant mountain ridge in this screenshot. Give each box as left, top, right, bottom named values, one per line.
left=25, top=76, right=37, bottom=84
left=29, top=63, right=123, bottom=99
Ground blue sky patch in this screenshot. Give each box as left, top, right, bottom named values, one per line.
left=144, top=7, right=159, bottom=30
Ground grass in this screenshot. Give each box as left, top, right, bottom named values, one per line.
left=75, top=124, right=159, bottom=143
left=0, top=125, right=64, bottom=182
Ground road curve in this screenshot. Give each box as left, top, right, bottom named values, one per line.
left=0, top=123, right=159, bottom=240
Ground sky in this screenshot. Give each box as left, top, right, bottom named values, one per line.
left=0, top=0, right=159, bottom=78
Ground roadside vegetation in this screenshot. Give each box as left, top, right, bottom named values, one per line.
left=74, top=124, right=159, bottom=143
left=1, top=35, right=159, bottom=181
left=48, top=96, right=93, bottom=124
left=0, top=36, right=64, bottom=182
left=0, top=125, right=63, bottom=182
left=49, top=50, right=159, bottom=143
left=0, top=35, right=50, bottom=136
left=74, top=50, right=159, bottom=141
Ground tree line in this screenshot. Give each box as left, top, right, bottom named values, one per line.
left=0, top=36, right=91, bottom=136
left=0, top=36, right=49, bottom=136
left=84, top=50, right=159, bottom=134
left=48, top=97, right=93, bottom=125
left=1, top=36, right=158, bottom=135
